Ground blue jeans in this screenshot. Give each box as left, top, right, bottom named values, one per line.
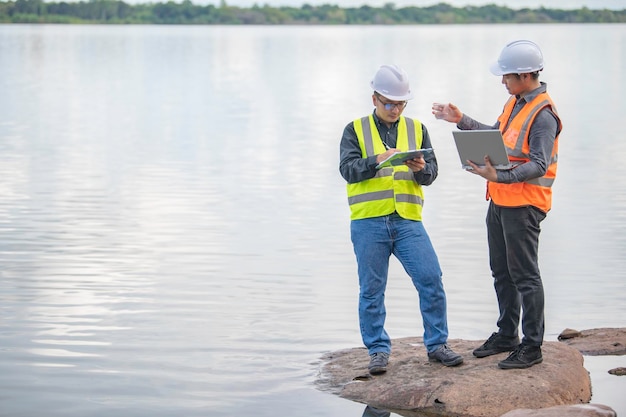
left=350, top=213, right=449, bottom=355
left=487, top=202, right=546, bottom=346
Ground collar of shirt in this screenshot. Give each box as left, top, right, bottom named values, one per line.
left=372, top=110, right=399, bottom=148
left=507, top=82, right=552, bottom=132
left=515, top=81, right=548, bottom=104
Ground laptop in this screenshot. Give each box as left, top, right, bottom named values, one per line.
left=452, top=129, right=518, bottom=170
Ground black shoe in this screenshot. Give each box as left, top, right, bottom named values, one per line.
left=472, top=332, right=520, bottom=358
left=428, top=344, right=463, bottom=366
left=498, top=344, right=543, bottom=369
left=368, top=352, right=389, bottom=375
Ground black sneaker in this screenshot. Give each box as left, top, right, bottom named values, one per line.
left=427, top=344, right=463, bottom=366
left=368, top=352, right=389, bottom=375
left=498, top=344, right=542, bottom=369
left=472, top=332, right=520, bottom=358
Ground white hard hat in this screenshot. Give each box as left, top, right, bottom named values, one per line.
left=490, top=40, right=544, bottom=76
left=370, top=64, right=414, bottom=101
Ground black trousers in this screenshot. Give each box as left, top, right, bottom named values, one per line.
left=486, top=201, right=547, bottom=347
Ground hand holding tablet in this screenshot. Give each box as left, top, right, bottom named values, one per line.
left=375, top=148, right=433, bottom=169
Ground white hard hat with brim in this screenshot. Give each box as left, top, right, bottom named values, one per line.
left=490, top=40, right=544, bottom=76
left=370, top=64, right=414, bottom=101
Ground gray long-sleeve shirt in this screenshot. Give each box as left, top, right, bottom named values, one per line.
left=339, top=110, right=438, bottom=186
left=457, top=82, right=560, bottom=184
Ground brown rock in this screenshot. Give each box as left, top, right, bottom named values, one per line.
left=558, top=328, right=583, bottom=340
left=500, top=403, right=616, bottom=416
left=608, top=367, right=626, bottom=376
left=558, top=328, right=626, bottom=356
left=316, top=337, right=591, bottom=417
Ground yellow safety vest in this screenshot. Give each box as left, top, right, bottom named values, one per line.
left=346, top=115, right=425, bottom=221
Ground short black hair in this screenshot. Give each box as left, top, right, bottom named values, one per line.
left=510, top=71, right=540, bottom=80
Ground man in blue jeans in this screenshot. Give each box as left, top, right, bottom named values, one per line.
left=339, top=64, right=462, bottom=375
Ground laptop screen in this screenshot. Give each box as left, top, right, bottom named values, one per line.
left=452, top=130, right=513, bottom=170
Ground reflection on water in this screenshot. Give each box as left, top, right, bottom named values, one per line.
left=0, top=23, right=625, bottom=417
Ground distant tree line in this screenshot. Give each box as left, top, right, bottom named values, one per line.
left=0, top=0, right=624, bottom=24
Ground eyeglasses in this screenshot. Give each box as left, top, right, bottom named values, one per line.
left=377, top=97, right=407, bottom=111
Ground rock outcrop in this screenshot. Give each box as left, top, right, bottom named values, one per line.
left=607, top=367, right=625, bottom=376
left=316, top=337, right=591, bottom=417
left=500, top=403, right=617, bottom=417
left=558, top=328, right=626, bottom=356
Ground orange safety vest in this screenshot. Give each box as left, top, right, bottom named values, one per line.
left=487, top=92, right=562, bottom=213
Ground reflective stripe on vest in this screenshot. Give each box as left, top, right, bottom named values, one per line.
left=346, top=115, right=424, bottom=220
left=489, top=92, right=562, bottom=212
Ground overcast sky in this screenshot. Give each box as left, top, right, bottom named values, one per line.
left=207, top=0, right=624, bottom=9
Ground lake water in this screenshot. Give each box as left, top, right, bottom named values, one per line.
left=0, top=23, right=624, bottom=417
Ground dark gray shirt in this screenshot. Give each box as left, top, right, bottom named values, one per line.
left=457, top=82, right=560, bottom=184
left=339, top=110, right=438, bottom=185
